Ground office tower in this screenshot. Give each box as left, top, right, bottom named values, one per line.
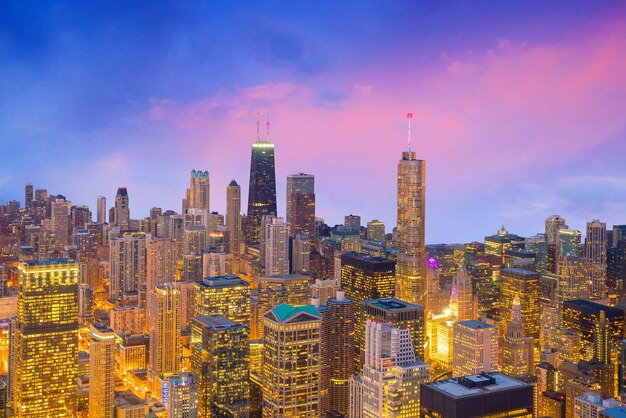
left=146, top=236, right=177, bottom=292
left=467, top=261, right=500, bottom=312
left=114, top=187, right=130, bottom=230
left=421, top=372, right=534, bottom=417
left=89, top=323, right=115, bottom=418
left=24, top=183, right=33, bottom=209
left=546, top=215, right=568, bottom=245
left=264, top=217, right=289, bottom=276
left=452, top=320, right=498, bottom=377
left=290, top=232, right=311, bottom=274
left=558, top=228, right=582, bottom=259
left=366, top=219, right=385, bottom=242
left=575, top=392, right=621, bottom=418
left=96, top=196, right=106, bottom=224
left=500, top=268, right=540, bottom=346
left=246, top=121, right=277, bottom=247
left=191, top=315, right=249, bottom=417
left=484, top=227, right=526, bottom=262
left=116, top=334, right=148, bottom=376
left=109, top=231, right=147, bottom=301
left=14, top=259, right=79, bottom=417
left=109, top=305, right=144, bottom=335
left=395, top=130, right=426, bottom=306
left=163, top=372, right=198, bottom=418
left=148, top=284, right=181, bottom=375
left=286, top=173, right=316, bottom=238
left=562, top=300, right=624, bottom=359
left=340, top=252, right=395, bottom=304
left=311, top=277, right=339, bottom=305
left=51, top=198, right=71, bottom=250
left=349, top=320, right=430, bottom=418
left=255, top=274, right=311, bottom=338
left=612, top=225, right=626, bottom=247
left=501, top=297, right=534, bottom=379
left=170, top=281, right=195, bottom=331
left=202, top=248, right=233, bottom=277
left=344, top=214, right=361, bottom=231
left=358, top=298, right=425, bottom=373
left=556, top=255, right=589, bottom=326
left=586, top=219, right=608, bottom=299
left=320, top=291, right=356, bottom=416
left=183, top=169, right=210, bottom=211
left=183, top=225, right=207, bottom=255
left=594, top=310, right=611, bottom=364
left=450, top=268, right=477, bottom=322
left=263, top=304, right=321, bottom=417
left=226, top=180, right=242, bottom=268
left=194, top=275, right=250, bottom=326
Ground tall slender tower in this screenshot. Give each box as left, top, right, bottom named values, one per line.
left=89, top=323, right=116, bottom=418
left=14, top=259, right=79, bottom=417
left=586, top=219, right=607, bottom=299
left=24, top=183, right=33, bottom=209
left=246, top=117, right=277, bottom=247
left=97, top=196, right=107, bottom=224
left=396, top=113, right=427, bottom=307
left=286, top=173, right=316, bottom=238
left=226, top=180, right=242, bottom=269
left=148, top=284, right=181, bottom=375
left=501, top=297, right=534, bottom=379
left=114, top=187, right=130, bottom=230
left=183, top=170, right=210, bottom=211
left=264, top=217, right=290, bottom=276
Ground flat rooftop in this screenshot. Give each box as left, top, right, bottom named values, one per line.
left=363, top=297, right=423, bottom=311
left=198, top=275, right=249, bottom=288
left=425, top=372, right=529, bottom=399
left=194, top=314, right=245, bottom=330
left=456, top=320, right=495, bottom=330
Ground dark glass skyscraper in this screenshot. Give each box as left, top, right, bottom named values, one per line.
left=246, top=124, right=277, bottom=247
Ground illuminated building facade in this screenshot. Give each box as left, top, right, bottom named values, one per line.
left=340, top=252, right=395, bottom=305
left=183, top=169, right=210, bottom=212
left=264, top=217, right=290, bottom=276
left=148, top=284, right=181, bottom=375
left=246, top=124, right=277, bottom=248
left=395, top=147, right=427, bottom=306
left=286, top=173, right=316, bottom=238
left=452, top=320, right=498, bottom=377
left=500, top=297, right=534, bottom=379
left=146, top=236, right=177, bottom=292
left=586, top=219, right=607, bottom=299
left=255, top=274, right=311, bottom=338
left=14, top=259, right=79, bottom=417
left=194, top=275, right=250, bottom=327
left=88, top=323, right=115, bottom=418
left=113, top=187, right=130, bottom=230
left=163, top=372, right=199, bottom=418
left=263, top=304, right=321, bottom=417
left=226, top=180, right=242, bottom=270
left=546, top=215, right=568, bottom=245
left=290, top=232, right=310, bottom=274
left=109, top=231, right=147, bottom=301
left=499, top=268, right=540, bottom=346
left=366, top=219, right=385, bottom=242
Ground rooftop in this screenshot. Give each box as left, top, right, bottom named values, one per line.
left=425, top=372, right=529, bottom=399
left=271, top=304, right=321, bottom=322
left=198, top=275, right=249, bottom=288
left=194, top=314, right=245, bottom=330
left=22, top=258, right=76, bottom=266
left=501, top=268, right=540, bottom=277
left=456, top=320, right=495, bottom=330
left=363, top=297, right=423, bottom=311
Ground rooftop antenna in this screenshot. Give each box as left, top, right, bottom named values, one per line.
left=256, top=112, right=261, bottom=142
left=266, top=112, right=270, bottom=142
left=407, top=112, right=413, bottom=153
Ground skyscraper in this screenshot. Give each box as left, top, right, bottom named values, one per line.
left=97, top=196, right=106, bottom=224
left=191, top=315, right=249, bottom=417
left=586, top=219, right=607, bottom=299
left=114, top=187, right=130, bottom=230
left=366, top=219, right=385, bottom=242
left=146, top=236, right=177, bottom=292
left=51, top=197, right=71, bottom=251
left=162, top=373, right=198, bottom=418
left=546, top=215, right=568, bottom=245
left=286, top=173, right=315, bottom=238
left=396, top=115, right=426, bottom=306
left=194, top=275, right=251, bottom=327
left=14, top=259, right=79, bottom=417
left=452, top=320, right=499, bottom=377
left=501, top=296, right=534, bottom=379
left=290, top=232, right=310, bottom=274
left=148, top=284, right=181, bottom=375
left=340, top=252, right=395, bottom=305
left=89, top=323, right=115, bottom=418
left=263, top=304, right=321, bottom=417
left=264, top=217, right=289, bottom=276
left=109, top=231, right=147, bottom=301
left=246, top=120, right=277, bottom=247
left=183, top=169, right=210, bottom=211
left=500, top=268, right=540, bottom=347
left=226, top=180, right=242, bottom=270
left=24, top=183, right=33, bottom=209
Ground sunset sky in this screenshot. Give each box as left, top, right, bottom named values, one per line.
left=1, top=1, right=626, bottom=243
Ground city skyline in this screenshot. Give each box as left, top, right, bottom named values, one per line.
left=1, top=2, right=626, bottom=242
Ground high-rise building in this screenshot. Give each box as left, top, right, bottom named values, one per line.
left=194, top=275, right=250, bottom=327
left=421, top=372, right=534, bottom=418
left=575, top=392, right=621, bottom=418
left=546, top=215, right=568, bottom=245
left=449, top=268, right=477, bottom=322
left=395, top=131, right=426, bottom=306
left=226, top=180, right=242, bottom=269
left=290, top=232, right=310, bottom=274
left=88, top=323, right=115, bottom=418
left=109, top=305, right=144, bottom=336
left=452, top=320, right=498, bottom=377
left=183, top=169, right=210, bottom=211
left=109, top=231, right=147, bottom=301
left=349, top=320, right=430, bottom=418
left=501, top=297, right=534, bottom=379
left=97, top=196, right=106, bottom=224
left=320, top=291, right=356, bottom=416
left=557, top=229, right=582, bottom=260
left=114, top=187, right=130, bottom=230
left=264, top=217, right=290, bottom=276
left=24, top=183, right=33, bottom=209
left=340, top=252, right=395, bottom=305
left=162, top=372, right=198, bottom=418
left=344, top=214, right=361, bottom=231
left=51, top=198, right=71, bottom=250
left=191, top=315, right=249, bottom=418
left=14, top=259, right=79, bottom=417
left=146, top=236, right=177, bottom=292
left=358, top=298, right=425, bottom=372
left=148, top=284, right=181, bottom=375
left=366, top=219, right=385, bottom=242
left=556, top=255, right=589, bottom=326
left=263, top=304, right=321, bottom=417
left=246, top=121, right=277, bottom=247
left=586, top=219, right=608, bottom=299
left=499, top=268, right=540, bottom=346
left=286, top=173, right=316, bottom=238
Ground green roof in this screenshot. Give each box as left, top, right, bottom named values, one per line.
left=229, top=180, right=239, bottom=187
left=272, top=304, right=320, bottom=322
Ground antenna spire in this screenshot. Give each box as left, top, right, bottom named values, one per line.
left=266, top=112, right=270, bottom=141
left=256, top=112, right=261, bottom=142
left=407, top=112, right=413, bottom=152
